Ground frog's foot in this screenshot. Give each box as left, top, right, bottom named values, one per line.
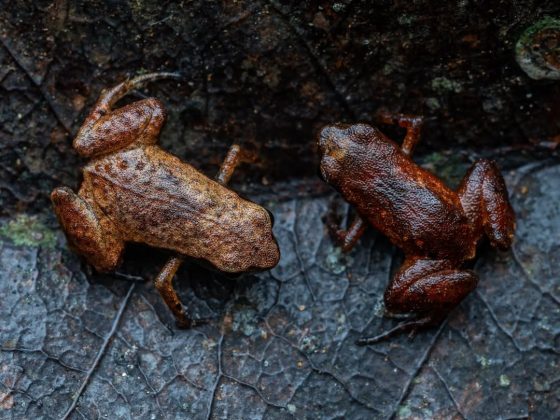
left=51, top=187, right=124, bottom=272
left=329, top=215, right=366, bottom=253
left=215, top=144, right=259, bottom=186
left=324, top=200, right=366, bottom=253
left=96, top=72, right=182, bottom=111
left=357, top=258, right=478, bottom=344
left=457, top=159, right=515, bottom=250
left=154, top=256, right=214, bottom=329
left=356, top=315, right=438, bottom=345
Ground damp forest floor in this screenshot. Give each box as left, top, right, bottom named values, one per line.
left=1, top=161, right=560, bottom=419
left=1, top=1, right=560, bottom=419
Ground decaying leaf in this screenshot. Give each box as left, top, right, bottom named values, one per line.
left=1, top=1, right=559, bottom=419
left=1, top=163, right=558, bottom=419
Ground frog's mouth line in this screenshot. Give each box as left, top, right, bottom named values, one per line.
left=317, top=164, right=327, bottom=183
left=318, top=158, right=330, bottom=183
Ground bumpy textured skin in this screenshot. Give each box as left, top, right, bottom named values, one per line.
left=83, top=146, right=279, bottom=272
left=51, top=76, right=279, bottom=276
left=318, top=122, right=515, bottom=337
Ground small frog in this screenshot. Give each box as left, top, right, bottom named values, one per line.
left=51, top=73, right=280, bottom=328
left=317, top=111, right=515, bottom=344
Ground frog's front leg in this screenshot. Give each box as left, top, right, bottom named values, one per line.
left=327, top=111, right=425, bottom=252
left=326, top=207, right=367, bottom=252
left=357, top=257, right=478, bottom=345
left=215, top=144, right=258, bottom=185
left=377, top=110, right=424, bottom=156
left=73, top=73, right=179, bottom=158
left=457, top=159, right=515, bottom=250
left=51, top=187, right=124, bottom=272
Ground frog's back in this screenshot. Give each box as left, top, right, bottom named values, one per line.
left=340, top=139, right=475, bottom=260
left=83, top=146, right=279, bottom=273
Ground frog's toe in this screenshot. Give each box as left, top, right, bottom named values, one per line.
left=356, top=315, right=436, bottom=345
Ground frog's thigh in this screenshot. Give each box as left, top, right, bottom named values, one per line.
left=74, top=98, right=166, bottom=157
left=384, top=258, right=478, bottom=313
left=457, top=159, right=515, bottom=249
left=51, top=187, right=124, bottom=272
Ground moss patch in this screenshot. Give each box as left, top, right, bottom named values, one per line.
left=421, top=152, right=469, bottom=188
left=516, top=17, right=560, bottom=80
left=0, top=214, right=57, bottom=248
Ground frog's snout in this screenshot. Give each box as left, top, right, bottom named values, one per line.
left=318, top=125, right=340, bottom=153
left=318, top=125, right=349, bottom=165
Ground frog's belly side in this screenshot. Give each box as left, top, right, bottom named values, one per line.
left=84, top=147, right=279, bottom=272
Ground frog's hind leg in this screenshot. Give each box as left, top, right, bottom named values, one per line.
left=356, top=258, right=478, bottom=345
left=153, top=256, right=211, bottom=329
left=73, top=73, right=180, bottom=158
left=51, top=187, right=124, bottom=272
left=457, top=159, right=515, bottom=250
left=376, top=110, right=424, bottom=156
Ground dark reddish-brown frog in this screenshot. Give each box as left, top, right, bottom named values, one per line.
left=317, top=112, right=515, bottom=344
left=51, top=73, right=280, bottom=328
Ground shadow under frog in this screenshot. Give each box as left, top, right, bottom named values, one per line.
left=51, top=73, right=280, bottom=328
left=318, top=112, right=515, bottom=344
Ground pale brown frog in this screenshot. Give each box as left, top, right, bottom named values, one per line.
left=51, top=73, right=280, bottom=328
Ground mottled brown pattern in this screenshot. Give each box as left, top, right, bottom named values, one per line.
left=51, top=73, right=280, bottom=327
left=85, top=146, right=278, bottom=272
left=317, top=112, right=515, bottom=344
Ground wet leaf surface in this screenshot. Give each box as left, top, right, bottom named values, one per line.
left=1, top=162, right=559, bottom=419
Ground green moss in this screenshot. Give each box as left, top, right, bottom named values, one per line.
left=516, top=17, right=560, bottom=80
left=325, top=245, right=349, bottom=275
left=499, top=374, right=511, bottom=387
left=476, top=355, right=490, bottom=368
left=421, top=152, right=468, bottom=188
left=0, top=214, right=56, bottom=248
left=425, top=97, right=441, bottom=110
left=397, top=405, right=412, bottom=418
left=431, top=76, right=463, bottom=94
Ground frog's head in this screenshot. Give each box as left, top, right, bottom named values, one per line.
left=317, top=123, right=378, bottom=186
